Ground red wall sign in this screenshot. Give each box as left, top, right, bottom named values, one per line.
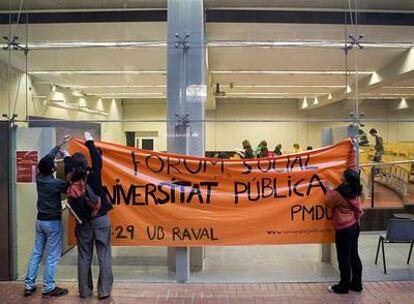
left=16, top=151, right=38, bottom=183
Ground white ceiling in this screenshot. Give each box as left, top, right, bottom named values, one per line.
left=0, top=17, right=414, bottom=103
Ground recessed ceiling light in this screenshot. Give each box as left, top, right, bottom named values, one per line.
left=29, top=70, right=166, bottom=75
left=398, top=98, right=409, bottom=110
left=211, top=70, right=373, bottom=75
left=301, top=97, right=308, bottom=109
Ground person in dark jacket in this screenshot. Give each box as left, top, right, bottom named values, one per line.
left=369, top=128, right=384, bottom=162
left=324, top=169, right=364, bottom=294
left=273, top=144, right=283, bottom=156
left=24, top=137, right=71, bottom=298
left=241, top=140, right=254, bottom=159
left=68, top=132, right=113, bottom=299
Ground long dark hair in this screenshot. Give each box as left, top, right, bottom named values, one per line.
left=70, top=152, right=89, bottom=182
left=336, top=169, right=362, bottom=199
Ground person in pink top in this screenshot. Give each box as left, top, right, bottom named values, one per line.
left=324, top=169, right=364, bottom=294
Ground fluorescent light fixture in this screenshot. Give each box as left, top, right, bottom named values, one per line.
left=222, top=85, right=345, bottom=89
left=313, top=97, right=319, bottom=105
left=211, top=70, right=373, bottom=75
left=398, top=98, right=409, bottom=110
left=67, top=85, right=167, bottom=89
left=218, top=96, right=297, bottom=99
left=29, top=70, right=166, bottom=75
left=226, top=92, right=327, bottom=96
left=72, top=90, right=84, bottom=97
left=301, top=97, right=308, bottom=109
left=100, top=96, right=166, bottom=99
left=29, top=70, right=373, bottom=76
left=90, top=92, right=164, bottom=96
left=46, top=100, right=109, bottom=116
left=362, top=93, right=414, bottom=96
left=361, top=97, right=400, bottom=100
left=384, top=86, right=414, bottom=89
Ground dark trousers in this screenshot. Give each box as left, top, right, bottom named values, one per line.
left=335, top=222, right=363, bottom=290
left=75, top=215, right=113, bottom=298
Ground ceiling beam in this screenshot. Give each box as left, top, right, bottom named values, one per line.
left=308, top=47, right=414, bottom=110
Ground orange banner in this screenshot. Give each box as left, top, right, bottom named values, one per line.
left=68, top=138, right=355, bottom=246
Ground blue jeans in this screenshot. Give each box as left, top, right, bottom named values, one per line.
left=24, top=220, right=62, bottom=293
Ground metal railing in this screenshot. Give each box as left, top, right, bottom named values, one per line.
left=360, top=160, right=414, bottom=208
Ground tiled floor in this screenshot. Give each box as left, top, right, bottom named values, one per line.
left=1, top=281, right=414, bottom=304
left=34, top=233, right=414, bottom=283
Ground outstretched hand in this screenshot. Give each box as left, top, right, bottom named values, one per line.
left=84, top=131, right=94, bottom=142
left=58, top=135, right=72, bottom=147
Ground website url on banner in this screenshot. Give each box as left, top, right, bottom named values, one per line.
left=266, top=228, right=332, bottom=236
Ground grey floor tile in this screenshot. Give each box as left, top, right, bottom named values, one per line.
left=30, top=233, right=414, bottom=282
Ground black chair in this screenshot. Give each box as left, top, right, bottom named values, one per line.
left=375, top=218, right=414, bottom=274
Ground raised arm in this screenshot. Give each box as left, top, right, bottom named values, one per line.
left=45, top=145, right=61, bottom=160
left=84, top=132, right=102, bottom=173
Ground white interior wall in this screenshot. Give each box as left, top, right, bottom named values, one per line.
left=124, top=99, right=310, bottom=152
left=123, top=101, right=167, bottom=150
left=123, top=99, right=414, bottom=152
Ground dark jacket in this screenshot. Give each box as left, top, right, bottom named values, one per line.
left=84, top=140, right=113, bottom=216
left=36, top=146, right=70, bottom=221
left=243, top=148, right=254, bottom=159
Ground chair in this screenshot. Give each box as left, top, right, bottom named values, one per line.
left=375, top=218, right=414, bottom=274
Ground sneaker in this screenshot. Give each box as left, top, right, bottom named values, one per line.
left=42, top=286, right=69, bottom=298
left=24, top=287, right=36, bottom=297
left=327, top=284, right=349, bottom=294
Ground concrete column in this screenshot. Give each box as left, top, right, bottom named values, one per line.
left=166, top=0, right=206, bottom=282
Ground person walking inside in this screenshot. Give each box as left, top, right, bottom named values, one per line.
left=24, top=137, right=71, bottom=298
left=369, top=128, right=384, bottom=162
left=67, top=132, right=113, bottom=299
left=324, top=169, right=364, bottom=294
